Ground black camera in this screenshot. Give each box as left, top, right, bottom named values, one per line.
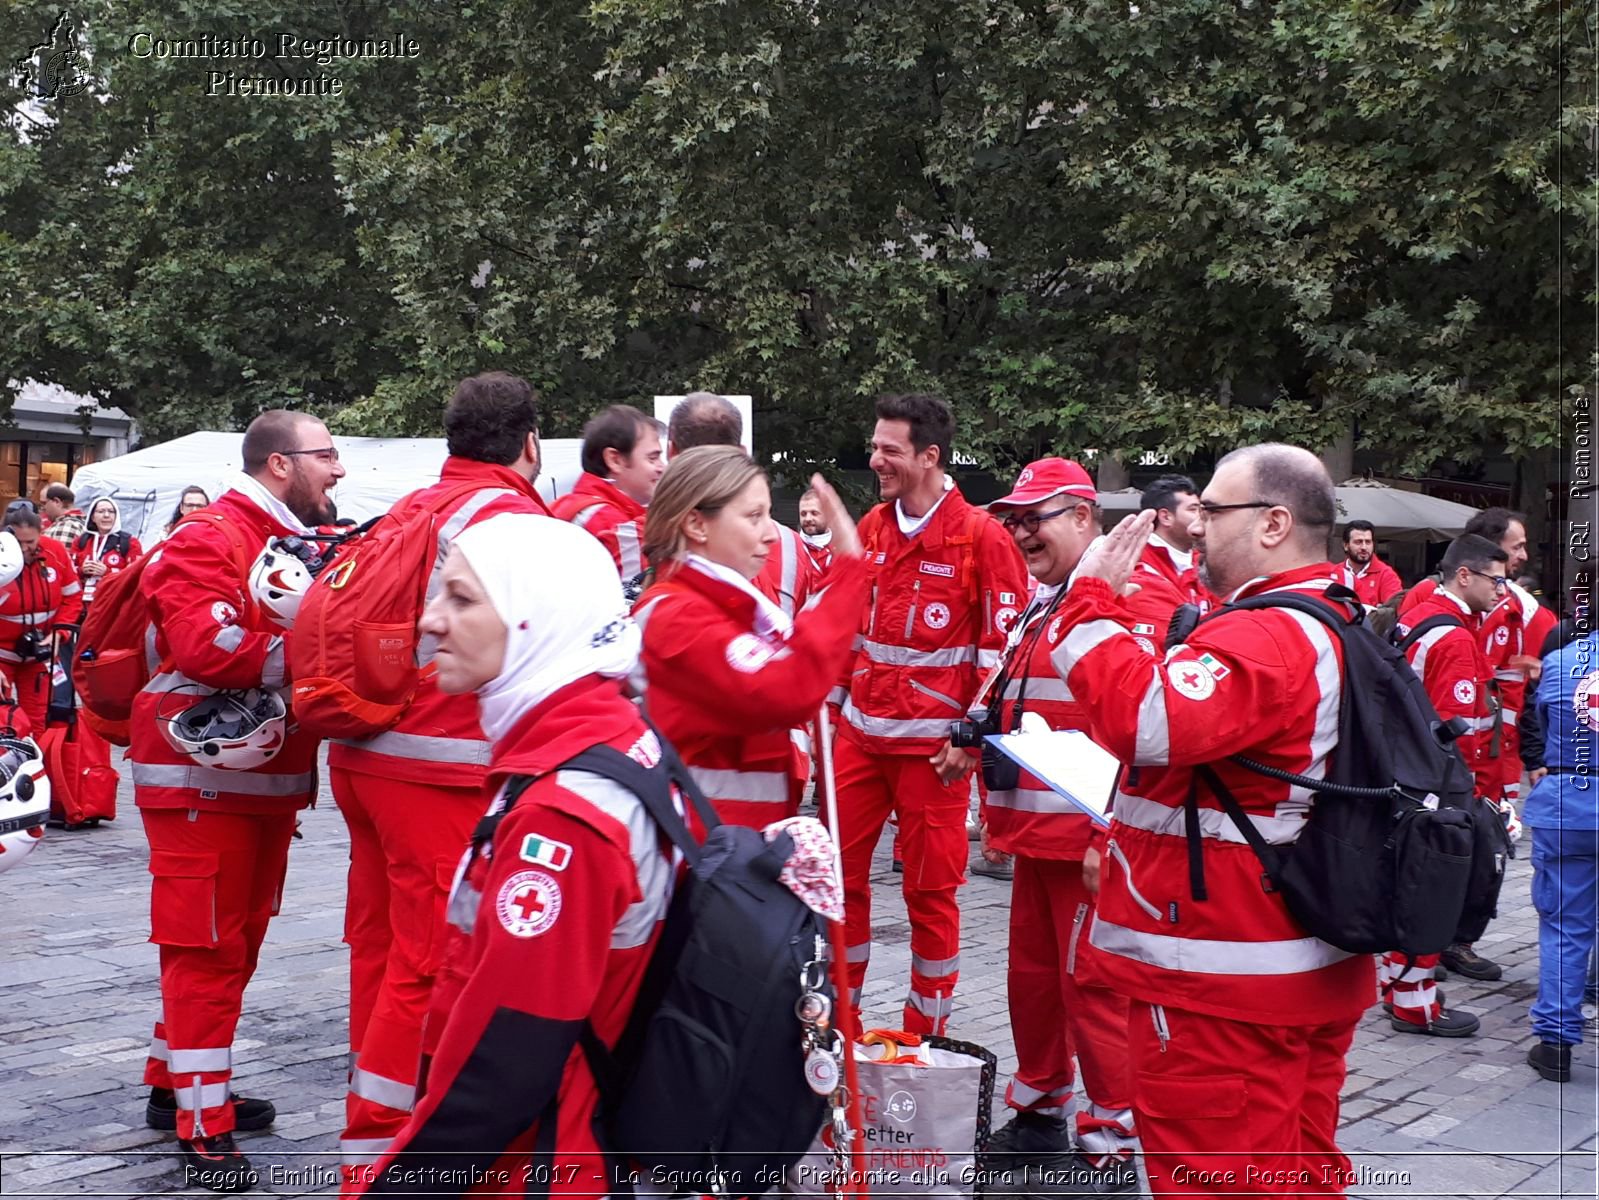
left=13, top=628, right=50, bottom=664
left=949, top=706, right=996, bottom=749
left=270, top=535, right=332, bottom=579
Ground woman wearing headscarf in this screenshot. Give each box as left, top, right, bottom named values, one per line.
left=72, top=498, right=143, bottom=613
left=635, top=446, right=867, bottom=828
left=350, top=513, right=672, bottom=1199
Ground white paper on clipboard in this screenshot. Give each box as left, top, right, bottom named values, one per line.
left=985, top=730, right=1121, bottom=827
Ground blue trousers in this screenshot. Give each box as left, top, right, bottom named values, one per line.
left=1530, top=825, right=1599, bottom=1045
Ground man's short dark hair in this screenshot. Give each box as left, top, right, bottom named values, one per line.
left=241, top=409, right=314, bottom=474
left=1441, top=534, right=1509, bottom=577
left=1217, top=443, right=1336, bottom=545
left=580, top=405, right=658, bottom=477
left=1463, top=506, right=1527, bottom=545
left=1141, top=475, right=1196, bottom=515
left=5, top=509, right=40, bottom=531
left=1342, top=519, right=1376, bottom=543
left=44, top=484, right=73, bottom=506
left=443, top=372, right=542, bottom=465
left=669, top=392, right=743, bottom=451
left=875, top=393, right=954, bottom=469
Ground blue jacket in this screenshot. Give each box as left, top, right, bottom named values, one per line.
left=1523, top=630, right=1599, bottom=831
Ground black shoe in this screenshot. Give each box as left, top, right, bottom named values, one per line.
left=891, top=855, right=903, bottom=873
left=1527, top=1041, right=1573, bottom=1083
left=147, top=1087, right=276, bottom=1132
left=1434, top=964, right=1448, bottom=981
left=1057, top=1152, right=1139, bottom=1195
left=984, top=1109, right=1075, bottom=1164
left=1441, top=943, right=1503, bottom=981
left=177, top=1132, right=257, bottom=1193
left=1390, top=1008, right=1479, bottom=1037
left=1384, top=987, right=1446, bottom=1014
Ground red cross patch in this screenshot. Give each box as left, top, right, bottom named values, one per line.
left=495, top=869, right=562, bottom=938
left=1575, top=670, right=1599, bottom=734
left=1168, top=659, right=1217, bottom=701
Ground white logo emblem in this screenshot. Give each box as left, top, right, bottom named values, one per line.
left=496, top=869, right=562, bottom=938
left=1016, top=468, right=1034, bottom=487
left=212, top=601, right=238, bottom=627
left=995, top=606, right=1019, bottom=634
left=1494, top=626, right=1509, bottom=646
left=726, top=633, right=777, bottom=673
left=42, top=567, right=56, bottom=583
left=924, top=602, right=951, bottom=631
left=885, top=1090, right=918, bottom=1122
left=1453, top=679, right=1476, bottom=706
left=1575, top=670, right=1599, bottom=733
left=1135, top=637, right=1156, bottom=655
left=1168, top=659, right=1217, bottom=701
left=1048, top=617, right=1065, bottom=644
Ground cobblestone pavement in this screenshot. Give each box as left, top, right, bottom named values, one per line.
left=0, top=755, right=1594, bottom=1197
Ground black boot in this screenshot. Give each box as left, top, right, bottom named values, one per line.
left=1390, top=1007, right=1479, bottom=1037
left=1440, top=943, right=1503, bottom=981
left=147, top=1087, right=276, bottom=1132
left=1527, top=1041, right=1572, bottom=1083
left=178, top=1132, right=257, bottom=1193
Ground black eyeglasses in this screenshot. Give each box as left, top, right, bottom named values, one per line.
left=1467, top=568, right=1509, bottom=591
left=1000, top=505, right=1077, bottom=534
left=277, top=447, right=340, bottom=463
left=1197, top=500, right=1281, bottom=517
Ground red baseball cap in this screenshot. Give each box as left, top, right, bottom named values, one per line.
left=990, top=457, right=1098, bottom=510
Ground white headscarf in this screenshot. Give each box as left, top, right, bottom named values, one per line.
left=452, top=513, right=641, bottom=743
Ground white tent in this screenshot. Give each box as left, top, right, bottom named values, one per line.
left=69, top=433, right=584, bottom=545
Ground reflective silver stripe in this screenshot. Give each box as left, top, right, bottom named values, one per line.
left=826, top=685, right=848, bottom=708
left=61, top=581, right=81, bottom=596
left=840, top=697, right=954, bottom=740
left=846, top=943, right=871, bottom=964
left=1407, top=625, right=1453, bottom=681
left=340, top=1138, right=393, bottom=1167
left=687, top=766, right=788, bottom=805
left=212, top=624, right=246, bottom=652
left=911, top=952, right=960, bottom=976
left=907, top=990, right=955, bottom=1018
left=1001, top=677, right=1075, bottom=703
left=616, top=521, right=643, bottom=579
left=1008, top=1080, right=1072, bottom=1107
left=1133, top=666, right=1169, bottom=765
left=261, top=638, right=286, bottom=689
left=977, top=649, right=1002, bottom=670
left=1502, top=709, right=1519, bottom=727
left=1053, top=618, right=1126, bottom=678
left=0, top=611, right=56, bottom=624
left=440, top=488, right=517, bottom=545
left=130, top=762, right=316, bottom=796
left=1493, top=669, right=1522, bottom=682
left=987, top=785, right=1078, bottom=815
left=1461, top=715, right=1497, bottom=732
left=1089, top=917, right=1353, bottom=976
left=0, top=650, right=19, bottom=664
left=174, top=1081, right=231, bottom=1111
left=859, top=640, right=977, bottom=669
left=778, top=528, right=800, bottom=617
left=350, top=1067, right=416, bottom=1112
left=908, top=680, right=964, bottom=711
left=555, top=769, right=675, bottom=950
left=145, top=670, right=195, bottom=693
left=790, top=727, right=811, bottom=757
left=353, top=729, right=492, bottom=767
left=1113, top=791, right=1306, bottom=846
left=849, top=986, right=863, bottom=1006
left=148, top=1036, right=169, bottom=1063
left=168, top=1047, right=230, bottom=1073
left=569, top=503, right=605, bottom=530
left=1277, top=610, right=1342, bottom=813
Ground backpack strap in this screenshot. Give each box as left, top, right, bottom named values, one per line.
left=1196, top=762, right=1287, bottom=898
left=1394, top=612, right=1463, bottom=654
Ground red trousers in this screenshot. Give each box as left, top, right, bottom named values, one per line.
left=835, top=737, right=967, bottom=1034
left=141, top=806, right=296, bottom=1140
left=2, top=661, right=48, bottom=731
left=1379, top=951, right=1441, bottom=1025
left=333, top=767, right=485, bottom=1176
left=1127, top=1001, right=1358, bottom=1198
left=1007, top=856, right=1136, bottom=1162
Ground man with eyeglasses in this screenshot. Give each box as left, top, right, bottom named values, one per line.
left=1047, top=444, right=1375, bottom=1198
left=1380, top=534, right=1512, bottom=1038
left=132, top=409, right=345, bottom=1190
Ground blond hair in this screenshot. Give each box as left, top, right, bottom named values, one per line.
left=643, top=445, right=765, bottom=565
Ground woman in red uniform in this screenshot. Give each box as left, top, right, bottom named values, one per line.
left=350, top=512, right=668, bottom=1198
left=636, top=446, right=867, bottom=829
left=72, top=498, right=143, bottom=615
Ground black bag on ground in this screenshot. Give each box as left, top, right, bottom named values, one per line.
left=1189, top=584, right=1508, bottom=957
left=485, top=736, right=829, bottom=1197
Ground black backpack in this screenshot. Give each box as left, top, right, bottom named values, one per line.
left=483, top=737, right=828, bottom=1198
left=1186, top=584, right=1509, bottom=957
left=73, top=530, right=131, bottom=557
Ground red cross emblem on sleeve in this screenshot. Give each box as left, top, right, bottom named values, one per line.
left=496, top=869, right=563, bottom=938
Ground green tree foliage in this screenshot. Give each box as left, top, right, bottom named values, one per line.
left=3, top=1, right=1590, bottom=478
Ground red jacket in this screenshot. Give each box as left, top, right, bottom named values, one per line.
left=0, top=541, right=83, bottom=665
left=130, top=489, right=318, bottom=815
left=1394, top=590, right=1496, bottom=796
left=1337, top=556, right=1402, bottom=607
left=71, top=530, right=144, bottom=606
left=328, top=458, right=553, bottom=785
left=551, top=472, right=647, bottom=581
left=754, top=523, right=820, bottom=619
left=834, top=485, right=1030, bottom=756
left=637, top=555, right=868, bottom=828
left=1050, top=565, right=1375, bottom=1026
left=1404, top=578, right=1555, bottom=729
left=1136, top=538, right=1212, bottom=614
left=354, top=676, right=674, bottom=1198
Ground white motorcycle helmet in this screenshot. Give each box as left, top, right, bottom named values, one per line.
left=0, top=733, right=50, bottom=876
left=248, top=541, right=315, bottom=629
left=157, top=687, right=288, bottom=771
left=0, top=529, right=25, bottom=590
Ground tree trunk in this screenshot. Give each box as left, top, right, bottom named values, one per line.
left=1096, top=454, right=1130, bottom=492
left=1320, top=420, right=1355, bottom=558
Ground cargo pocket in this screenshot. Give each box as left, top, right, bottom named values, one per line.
left=353, top=622, right=418, bottom=706
left=1136, top=1071, right=1246, bottom=1121
left=148, top=851, right=220, bottom=948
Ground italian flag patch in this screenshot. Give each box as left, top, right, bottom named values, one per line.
left=519, top=834, right=573, bottom=871
left=1196, top=652, right=1231, bottom=681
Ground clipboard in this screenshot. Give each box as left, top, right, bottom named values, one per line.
left=985, top=729, right=1120, bottom=827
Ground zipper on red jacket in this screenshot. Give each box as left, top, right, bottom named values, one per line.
left=1106, top=838, right=1165, bottom=922
left=867, top=583, right=879, bottom=637
left=904, top=579, right=920, bottom=639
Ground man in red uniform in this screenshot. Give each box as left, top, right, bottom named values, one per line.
left=832, top=393, right=1029, bottom=1034
left=135, top=409, right=344, bottom=1191
left=0, top=510, right=82, bottom=729
left=1051, top=444, right=1374, bottom=1198
left=1382, top=534, right=1509, bottom=1037
left=1136, top=474, right=1208, bottom=613
left=550, top=404, right=664, bottom=592
left=327, top=373, right=555, bottom=1181
left=1338, top=520, right=1402, bottom=607
left=980, top=458, right=1155, bottom=1191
